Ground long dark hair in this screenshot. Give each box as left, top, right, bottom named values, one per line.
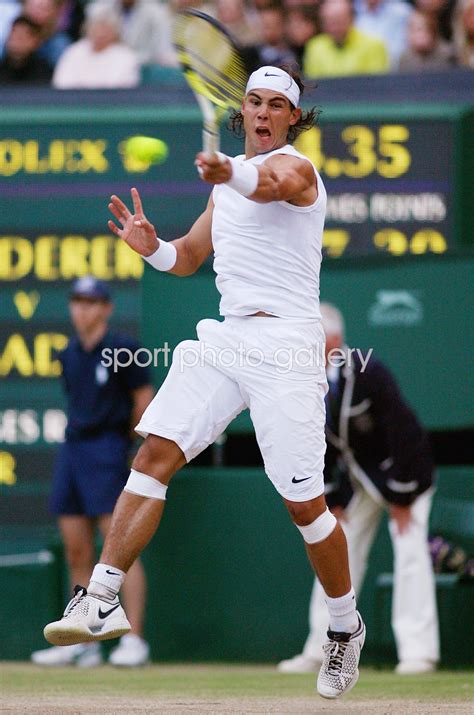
left=229, top=66, right=320, bottom=144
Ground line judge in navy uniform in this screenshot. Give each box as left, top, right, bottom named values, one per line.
left=279, top=302, right=439, bottom=676
left=32, top=276, right=154, bottom=668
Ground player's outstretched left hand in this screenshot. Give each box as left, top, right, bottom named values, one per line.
left=195, top=152, right=232, bottom=185
left=108, top=188, right=158, bottom=257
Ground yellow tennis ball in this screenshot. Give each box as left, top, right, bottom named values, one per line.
left=125, top=136, right=169, bottom=165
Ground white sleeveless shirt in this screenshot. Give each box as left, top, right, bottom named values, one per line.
left=211, top=144, right=326, bottom=320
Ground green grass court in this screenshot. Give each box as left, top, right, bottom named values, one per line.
left=2, top=663, right=472, bottom=713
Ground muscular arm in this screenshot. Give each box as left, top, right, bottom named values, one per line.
left=196, top=152, right=318, bottom=207
left=108, top=188, right=213, bottom=277
left=168, top=195, right=214, bottom=276
left=252, top=154, right=318, bottom=205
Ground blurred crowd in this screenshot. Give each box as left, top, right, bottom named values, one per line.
left=0, top=0, right=473, bottom=88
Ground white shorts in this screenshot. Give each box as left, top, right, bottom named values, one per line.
left=136, top=316, right=328, bottom=502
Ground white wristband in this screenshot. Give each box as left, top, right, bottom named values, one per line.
left=143, top=238, right=177, bottom=271
left=226, top=156, right=259, bottom=197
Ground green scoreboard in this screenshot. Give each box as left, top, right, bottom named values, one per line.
left=295, top=104, right=474, bottom=258
left=1, top=102, right=473, bottom=506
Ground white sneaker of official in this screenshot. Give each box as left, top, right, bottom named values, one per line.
left=317, top=611, right=366, bottom=699
left=109, top=634, right=150, bottom=667
left=43, top=586, right=131, bottom=646
left=395, top=659, right=436, bottom=675
left=31, top=642, right=102, bottom=667
left=277, top=654, right=322, bottom=673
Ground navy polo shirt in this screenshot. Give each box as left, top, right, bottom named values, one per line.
left=59, top=332, right=151, bottom=440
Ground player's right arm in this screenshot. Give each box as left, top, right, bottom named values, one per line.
left=168, top=195, right=213, bottom=276
left=108, top=188, right=213, bottom=277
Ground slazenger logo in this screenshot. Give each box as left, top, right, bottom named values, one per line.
left=368, top=290, right=423, bottom=326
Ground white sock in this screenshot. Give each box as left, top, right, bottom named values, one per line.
left=325, top=587, right=358, bottom=633
left=88, top=563, right=125, bottom=602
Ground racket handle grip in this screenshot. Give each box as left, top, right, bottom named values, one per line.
left=203, top=127, right=220, bottom=154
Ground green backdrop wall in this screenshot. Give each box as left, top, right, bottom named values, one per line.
left=141, top=254, right=474, bottom=432
left=1, top=102, right=473, bottom=497
left=1, top=467, right=473, bottom=664
left=1, top=100, right=473, bottom=665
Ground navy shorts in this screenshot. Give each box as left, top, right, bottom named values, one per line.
left=49, top=432, right=130, bottom=517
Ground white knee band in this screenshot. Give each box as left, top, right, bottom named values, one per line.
left=296, top=508, right=337, bottom=544
left=124, top=469, right=168, bottom=500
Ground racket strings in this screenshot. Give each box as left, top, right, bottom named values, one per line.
left=180, top=60, right=244, bottom=108
left=173, top=12, right=247, bottom=110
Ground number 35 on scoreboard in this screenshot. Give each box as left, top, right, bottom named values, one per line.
left=295, top=124, right=411, bottom=179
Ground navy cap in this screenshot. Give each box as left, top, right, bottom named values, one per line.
left=70, top=276, right=111, bottom=301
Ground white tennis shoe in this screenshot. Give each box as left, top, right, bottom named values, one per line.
left=395, top=659, right=436, bottom=675
left=31, top=642, right=102, bottom=667
left=317, top=611, right=366, bottom=699
left=109, top=634, right=150, bottom=667
left=277, top=654, right=322, bottom=673
left=44, top=585, right=131, bottom=646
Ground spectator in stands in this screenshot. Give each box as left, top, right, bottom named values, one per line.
left=399, top=10, right=453, bottom=71
left=246, top=4, right=297, bottom=72
left=278, top=303, right=439, bottom=676
left=52, top=2, right=140, bottom=88
left=99, top=0, right=176, bottom=67
left=354, top=0, right=413, bottom=69
left=283, top=0, right=320, bottom=7
left=286, top=4, right=319, bottom=68
left=453, top=0, right=474, bottom=68
left=0, top=14, right=52, bottom=83
left=253, top=0, right=279, bottom=9
left=303, top=0, right=389, bottom=77
left=23, top=0, right=71, bottom=68
left=415, top=0, right=457, bottom=41
left=31, top=276, right=153, bottom=667
left=216, top=0, right=262, bottom=48
left=57, top=0, right=85, bottom=42
left=260, top=4, right=298, bottom=66
left=0, top=0, right=21, bottom=57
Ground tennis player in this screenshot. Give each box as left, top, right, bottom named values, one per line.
left=43, top=66, right=365, bottom=699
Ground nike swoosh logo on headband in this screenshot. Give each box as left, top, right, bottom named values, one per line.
left=264, top=72, right=293, bottom=91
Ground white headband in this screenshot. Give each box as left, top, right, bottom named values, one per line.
left=245, top=66, right=300, bottom=108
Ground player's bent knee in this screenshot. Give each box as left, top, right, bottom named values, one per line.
left=124, top=468, right=168, bottom=500
left=284, top=494, right=326, bottom=523
left=295, top=507, right=337, bottom=544
left=132, top=434, right=185, bottom=477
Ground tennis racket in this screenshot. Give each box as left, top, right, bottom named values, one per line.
left=173, top=9, right=247, bottom=154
